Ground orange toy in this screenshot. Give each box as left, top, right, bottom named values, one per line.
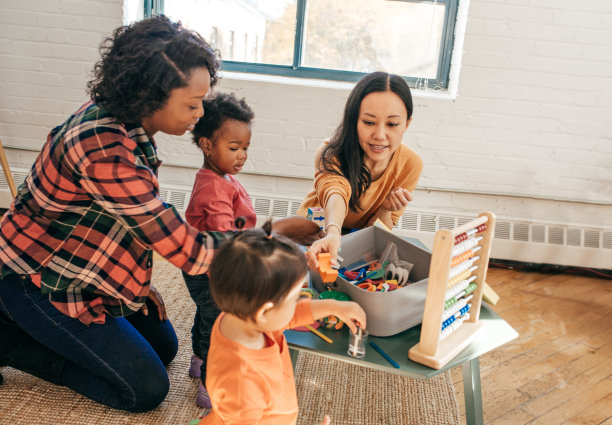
left=317, top=253, right=338, bottom=283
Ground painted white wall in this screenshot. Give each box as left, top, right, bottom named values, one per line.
left=0, top=0, right=610, bottom=230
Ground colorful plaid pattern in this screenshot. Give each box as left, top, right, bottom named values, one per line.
left=0, top=101, right=226, bottom=325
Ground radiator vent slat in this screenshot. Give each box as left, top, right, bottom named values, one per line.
left=513, top=223, right=529, bottom=242
left=420, top=214, right=437, bottom=233
left=566, top=228, right=582, bottom=247
left=0, top=170, right=28, bottom=191
left=401, top=212, right=418, bottom=231
left=271, top=199, right=289, bottom=218
left=495, top=221, right=511, bottom=240
left=457, top=217, right=472, bottom=227
left=548, top=226, right=564, bottom=245
left=290, top=201, right=300, bottom=216
left=253, top=197, right=271, bottom=216
left=168, top=191, right=186, bottom=210
left=438, top=215, right=455, bottom=230
left=532, top=224, right=546, bottom=243
left=584, top=230, right=601, bottom=249
left=159, top=189, right=169, bottom=203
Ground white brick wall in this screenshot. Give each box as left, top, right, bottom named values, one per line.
left=0, top=0, right=119, bottom=153
left=0, top=0, right=610, bottom=229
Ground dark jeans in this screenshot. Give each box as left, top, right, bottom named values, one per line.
left=182, top=271, right=220, bottom=380
left=0, top=274, right=178, bottom=412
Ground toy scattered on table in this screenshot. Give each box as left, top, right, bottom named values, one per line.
left=318, top=290, right=350, bottom=329
left=369, top=341, right=399, bottom=368
left=317, top=252, right=339, bottom=283
left=338, top=241, right=414, bottom=292
left=347, top=326, right=368, bottom=358
left=305, top=323, right=333, bottom=344
left=408, top=211, right=495, bottom=369
left=306, top=206, right=325, bottom=230
left=299, top=287, right=318, bottom=299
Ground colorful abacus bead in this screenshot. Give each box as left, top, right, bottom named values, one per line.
left=447, top=269, right=471, bottom=288
left=444, top=296, right=457, bottom=310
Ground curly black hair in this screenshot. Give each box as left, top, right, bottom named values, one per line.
left=88, top=15, right=220, bottom=124
left=208, top=220, right=308, bottom=321
left=191, top=92, right=254, bottom=145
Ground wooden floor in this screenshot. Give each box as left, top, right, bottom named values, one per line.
left=451, top=267, right=612, bottom=425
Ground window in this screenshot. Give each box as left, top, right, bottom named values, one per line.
left=145, top=0, right=459, bottom=89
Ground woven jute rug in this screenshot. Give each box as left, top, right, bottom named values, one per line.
left=295, top=355, right=459, bottom=425
left=0, top=260, right=459, bottom=425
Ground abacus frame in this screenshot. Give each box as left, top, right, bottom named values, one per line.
left=408, top=211, right=496, bottom=369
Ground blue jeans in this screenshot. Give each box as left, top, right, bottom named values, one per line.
left=0, top=274, right=178, bottom=412
left=182, top=271, right=220, bottom=380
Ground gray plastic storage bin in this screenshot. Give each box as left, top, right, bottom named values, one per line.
left=311, top=226, right=431, bottom=337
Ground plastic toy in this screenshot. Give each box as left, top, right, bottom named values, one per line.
left=317, top=252, right=338, bottom=283
left=306, top=207, right=325, bottom=230
left=318, top=290, right=350, bottom=329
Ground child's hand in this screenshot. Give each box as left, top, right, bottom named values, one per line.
left=272, top=216, right=326, bottom=245
left=381, top=188, right=413, bottom=212
left=333, top=301, right=366, bottom=334
left=318, top=415, right=331, bottom=425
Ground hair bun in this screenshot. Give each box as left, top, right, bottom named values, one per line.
left=234, top=216, right=246, bottom=230
left=262, top=219, right=273, bottom=237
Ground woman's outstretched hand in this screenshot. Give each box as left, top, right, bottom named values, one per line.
left=272, top=216, right=325, bottom=245
left=381, top=188, right=413, bottom=212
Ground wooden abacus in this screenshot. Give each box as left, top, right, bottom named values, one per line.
left=408, top=211, right=496, bottom=369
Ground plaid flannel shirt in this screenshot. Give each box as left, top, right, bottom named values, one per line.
left=0, top=100, right=226, bottom=325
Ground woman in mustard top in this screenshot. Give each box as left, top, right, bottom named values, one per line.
left=298, top=72, right=423, bottom=269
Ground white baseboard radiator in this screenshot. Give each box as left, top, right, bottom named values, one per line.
left=1, top=171, right=610, bottom=270
left=243, top=193, right=612, bottom=271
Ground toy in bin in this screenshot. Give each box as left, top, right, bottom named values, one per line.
left=318, top=290, right=350, bottom=329
left=310, top=226, right=431, bottom=337
left=339, top=241, right=414, bottom=292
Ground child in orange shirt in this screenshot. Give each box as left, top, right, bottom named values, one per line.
left=198, top=221, right=366, bottom=425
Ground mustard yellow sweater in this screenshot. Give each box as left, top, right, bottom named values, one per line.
left=297, top=141, right=423, bottom=229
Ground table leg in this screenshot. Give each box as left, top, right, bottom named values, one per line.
left=462, top=357, right=484, bottom=425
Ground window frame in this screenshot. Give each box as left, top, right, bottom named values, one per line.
left=145, top=0, right=459, bottom=89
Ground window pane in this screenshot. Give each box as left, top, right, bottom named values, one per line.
left=163, top=0, right=297, bottom=65
left=302, top=0, right=446, bottom=79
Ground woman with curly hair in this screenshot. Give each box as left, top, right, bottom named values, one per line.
left=0, top=16, right=226, bottom=412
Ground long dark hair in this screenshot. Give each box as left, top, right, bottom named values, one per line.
left=208, top=221, right=308, bottom=321
left=88, top=15, right=220, bottom=124
left=319, top=72, right=413, bottom=211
